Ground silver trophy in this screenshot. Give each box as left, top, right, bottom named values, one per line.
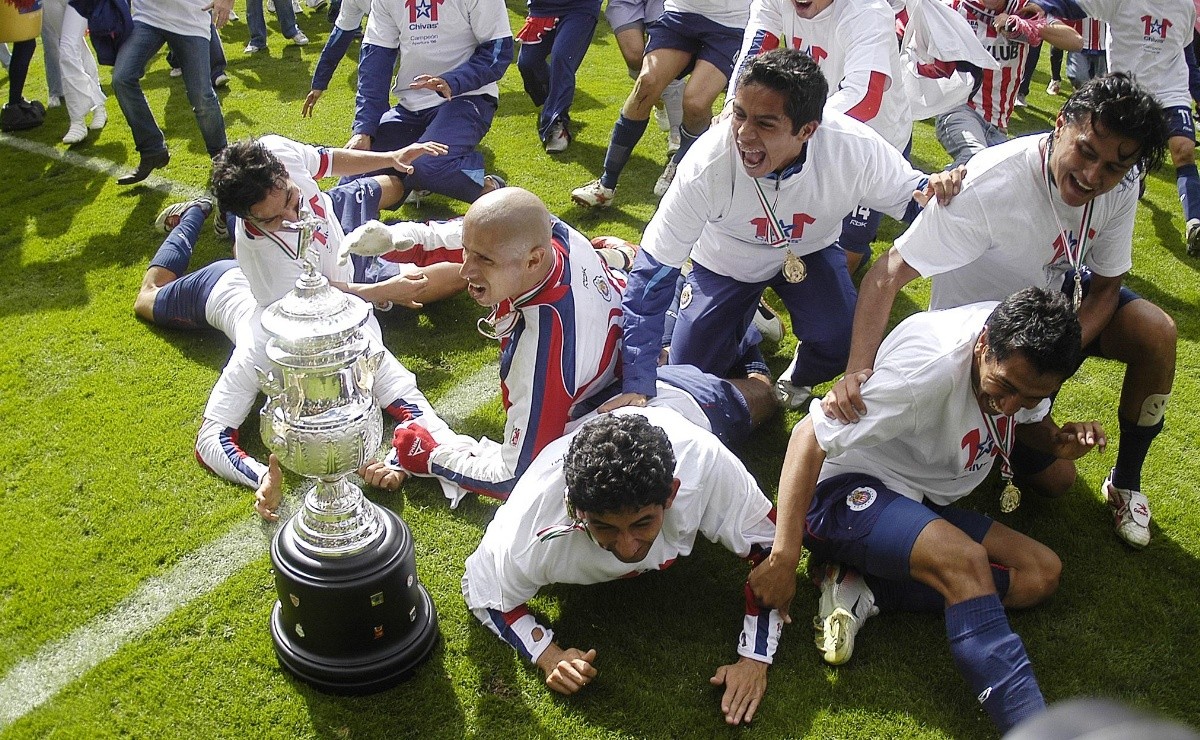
left=259, top=207, right=438, bottom=694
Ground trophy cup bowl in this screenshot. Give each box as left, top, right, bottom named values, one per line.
left=259, top=217, right=438, bottom=694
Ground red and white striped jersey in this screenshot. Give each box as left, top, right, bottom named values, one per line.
left=948, top=0, right=1032, bottom=130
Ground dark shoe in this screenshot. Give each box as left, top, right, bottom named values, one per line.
left=0, top=99, right=46, bottom=132
left=117, top=151, right=171, bottom=185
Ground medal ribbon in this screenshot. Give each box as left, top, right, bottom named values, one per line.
left=1042, top=136, right=1095, bottom=310
left=752, top=177, right=790, bottom=248
left=980, top=407, right=1015, bottom=482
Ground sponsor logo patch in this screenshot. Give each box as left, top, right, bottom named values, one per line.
left=846, top=486, right=877, bottom=511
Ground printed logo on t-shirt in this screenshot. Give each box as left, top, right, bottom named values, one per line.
left=846, top=486, right=877, bottom=511
left=750, top=213, right=815, bottom=243
left=407, top=0, right=443, bottom=24
left=1141, top=15, right=1173, bottom=41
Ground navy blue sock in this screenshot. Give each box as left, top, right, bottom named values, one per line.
left=149, top=204, right=210, bottom=275
left=1176, top=163, right=1200, bottom=221
left=867, top=566, right=1010, bottom=613
left=1112, top=417, right=1164, bottom=491
left=671, top=123, right=705, bottom=165
left=945, top=594, right=1045, bottom=733
left=600, top=114, right=649, bottom=190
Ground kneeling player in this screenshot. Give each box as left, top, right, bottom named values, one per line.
left=750, top=288, right=1106, bottom=733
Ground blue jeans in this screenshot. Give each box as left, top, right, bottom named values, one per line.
left=166, top=24, right=227, bottom=81
left=112, top=21, right=227, bottom=157
left=246, top=0, right=300, bottom=47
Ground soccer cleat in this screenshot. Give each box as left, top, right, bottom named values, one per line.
left=88, top=104, right=107, bottom=130
left=213, top=209, right=230, bottom=240
left=1046, top=79, right=1061, bottom=95
left=775, top=377, right=813, bottom=410
left=654, top=160, right=678, bottom=197
left=244, top=43, right=265, bottom=54
left=654, top=102, right=670, bottom=132
left=169, top=67, right=182, bottom=77
left=155, top=197, right=214, bottom=233
left=813, top=563, right=879, bottom=666
left=590, top=235, right=638, bottom=271
left=213, top=73, right=230, bottom=88
left=544, top=120, right=570, bottom=153
left=1186, top=218, right=1200, bottom=257
left=291, top=31, right=310, bottom=45
left=62, top=122, right=87, bottom=145
left=1103, top=470, right=1151, bottom=548
left=571, top=179, right=615, bottom=208
left=752, top=297, right=783, bottom=344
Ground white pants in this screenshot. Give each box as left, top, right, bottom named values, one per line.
left=40, top=0, right=106, bottom=125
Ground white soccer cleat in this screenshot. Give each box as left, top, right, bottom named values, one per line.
left=1046, top=79, right=1061, bottom=95
left=571, top=179, right=615, bottom=208
left=590, top=235, right=638, bottom=271
left=752, top=297, right=783, bottom=344
left=544, top=120, right=570, bottom=153
left=338, top=220, right=417, bottom=264
left=62, top=122, right=87, bottom=145
left=1103, top=470, right=1151, bottom=548
left=154, top=197, right=213, bottom=233
left=775, top=377, right=812, bottom=410
left=654, top=160, right=678, bottom=197
left=813, top=563, right=878, bottom=666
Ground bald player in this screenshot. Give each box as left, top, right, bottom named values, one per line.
left=339, top=187, right=627, bottom=503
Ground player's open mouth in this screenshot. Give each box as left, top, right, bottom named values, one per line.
left=740, top=146, right=766, bottom=169
left=468, top=282, right=486, bottom=300
left=1070, top=174, right=1095, bottom=193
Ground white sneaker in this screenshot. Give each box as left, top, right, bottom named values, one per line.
left=752, top=297, right=783, bottom=343
left=775, top=377, right=812, bottom=410
left=88, top=104, right=107, bottom=130
left=1014, top=93, right=1028, bottom=108
left=544, top=120, right=569, bottom=153
left=1186, top=218, right=1200, bottom=257
left=267, top=0, right=275, bottom=11
left=292, top=31, right=310, bottom=45
left=169, top=67, right=182, bottom=78
left=213, top=73, right=230, bottom=88
left=244, top=43, right=265, bottom=54
left=1103, top=470, right=1151, bottom=548
left=571, top=179, right=615, bottom=208
left=654, top=103, right=669, bottom=132
left=813, top=563, right=878, bottom=666
left=154, top=197, right=214, bottom=233
left=653, top=160, right=678, bottom=197
left=1046, top=79, right=1061, bottom=95
left=62, top=122, right=87, bottom=145
left=228, top=8, right=239, bottom=21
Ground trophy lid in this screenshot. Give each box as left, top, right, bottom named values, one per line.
left=260, top=261, right=372, bottom=357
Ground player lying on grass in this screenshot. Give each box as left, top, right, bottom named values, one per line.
left=461, top=408, right=781, bottom=726
left=828, top=73, right=1175, bottom=548
left=137, top=137, right=469, bottom=518
left=750, top=287, right=1106, bottom=733
left=342, top=187, right=776, bottom=505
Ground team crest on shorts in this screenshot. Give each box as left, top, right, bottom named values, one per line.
left=846, top=486, right=877, bottom=511
left=592, top=275, right=611, bottom=299
left=679, top=283, right=692, bottom=310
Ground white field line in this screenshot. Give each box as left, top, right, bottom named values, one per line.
left=0, top=136, right=499, bottom=727
left=0, top=134, right=205, bottom=198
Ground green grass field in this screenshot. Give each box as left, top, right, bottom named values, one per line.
left=2, top=7, right=1199, bottom=738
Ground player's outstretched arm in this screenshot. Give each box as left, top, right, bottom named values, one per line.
left=535, top=644, right=598, bottom=695
left=710, top=657, right=768, bottom=726
left=822, top=248, right=920, bottom=423
left=750, top=417, right=825, bottom=613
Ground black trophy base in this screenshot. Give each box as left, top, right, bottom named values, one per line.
left=269, top=505, right=439, bottom=695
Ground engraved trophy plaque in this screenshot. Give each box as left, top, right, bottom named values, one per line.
left=261, top=207, right=438, bottom=694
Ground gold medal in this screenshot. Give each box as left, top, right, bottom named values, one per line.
left=999, top=482, right=1021, bottom=513
left=783, top=251, right=807, bottom=283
